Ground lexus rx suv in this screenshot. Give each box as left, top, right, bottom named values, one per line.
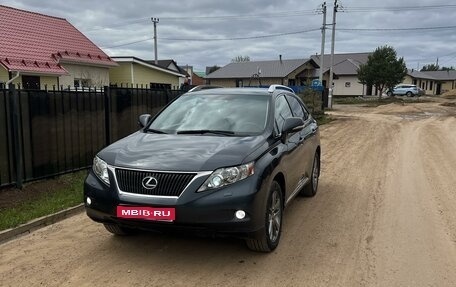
left=84, top=85, right=321, bottom=252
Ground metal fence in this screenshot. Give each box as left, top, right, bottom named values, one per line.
left=0, top=85, right=181, bottom=188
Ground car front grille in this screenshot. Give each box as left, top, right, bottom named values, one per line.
left=115, top=168, right=197, bottom=197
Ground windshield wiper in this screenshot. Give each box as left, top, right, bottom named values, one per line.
left=145, top=128, right=168, bottom=134
left=177, top=129, right=236, bottom=136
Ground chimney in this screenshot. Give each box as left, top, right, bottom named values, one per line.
left=279, top=54, right=282, bottom=63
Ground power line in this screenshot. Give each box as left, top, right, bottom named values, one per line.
left=102, top=24, right=456, bottom=49
left=338, top=25, right=456, bottom=31
left=104, top=38, right=153, bottom=49
left=160, top=9, right=319, bottom=20
left=161, top=28, right=321, bottom=41
left=86, top=4, right=456, bottom=33
left=344, top=4, right=456, bottom=12
left=86, top=9, right=320, bottom=32
left=85, top=18, right=151, bottom=32
left=101, top=28, right=321, bottom=48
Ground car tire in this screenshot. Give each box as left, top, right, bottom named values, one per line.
left=386, top=91, right=393, bottom=97
left=104, top=223, right=135, bottom=235
left=246, top=181, right=283, bottom=252
left=301, top=152, right=320, bottom=197
left=406, top=91, right=413, bottom=97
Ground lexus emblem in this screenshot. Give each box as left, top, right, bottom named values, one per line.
left=142, top=176, right=158, bottom=189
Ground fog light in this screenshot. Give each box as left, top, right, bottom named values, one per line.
left=86, top=197, right=92, bottom=206
left=235, top=210, right=246, bottom=219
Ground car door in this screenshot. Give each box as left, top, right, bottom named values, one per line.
left=285, top=95, right=316, bottom=187
left=274, top=94, right=301, bottom=198
left=396, top=85, right=405, bottom=95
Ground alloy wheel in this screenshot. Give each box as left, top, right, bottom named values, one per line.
left=267, top=188, right=282, bottom=243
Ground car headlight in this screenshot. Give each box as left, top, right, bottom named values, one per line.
left=198, top=162, right=254, bottom=192
left=93, top=156, right=110, bottom=185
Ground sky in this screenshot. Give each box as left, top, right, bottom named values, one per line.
left=2, top=0, right=456, bottom=72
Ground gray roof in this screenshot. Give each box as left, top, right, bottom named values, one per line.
left=407, top=69, right=436, bottom=80
left=407, top=69, right=456, bottom=81
left=420, top=70, right=456, bottom=80
left=205, top=58, right=313, bottom=79
left=311, top=52, right=371, bottom=74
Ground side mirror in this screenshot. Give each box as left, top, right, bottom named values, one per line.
left=138, top=114, right=152, bottom=128
left=282, top=117, right=305, bottom=134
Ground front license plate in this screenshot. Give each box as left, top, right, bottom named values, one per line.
left=116, top=206, right=175, bottom=221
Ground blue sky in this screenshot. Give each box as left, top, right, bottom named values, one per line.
left=2, top=0, right=456, bottom=71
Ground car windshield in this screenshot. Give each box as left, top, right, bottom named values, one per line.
left=148, top=93, right=270, bottom=135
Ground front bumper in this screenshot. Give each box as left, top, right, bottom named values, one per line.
left=83, top=169, right=267, bottom=234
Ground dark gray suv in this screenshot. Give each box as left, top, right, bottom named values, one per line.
left=84, top=85, right=321, bottom=252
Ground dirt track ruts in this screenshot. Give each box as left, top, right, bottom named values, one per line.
left=1, top=98, right=456, bottom=287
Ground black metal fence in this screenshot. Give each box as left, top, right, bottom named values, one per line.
left=0, top=85, right=181, bottom=188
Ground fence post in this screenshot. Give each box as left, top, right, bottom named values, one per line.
left=104, top=86, right=111, bottom=146
left=9, top=84, right=23, bottom=188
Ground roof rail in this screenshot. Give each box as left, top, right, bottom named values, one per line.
left=267, top=84, right=294, bottom=93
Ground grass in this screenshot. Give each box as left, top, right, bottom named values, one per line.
left=333, top=96, right=432, bottom=107
left=314, top=113, right=334, bottom=125
left=0, top=172, right=86, bottom=231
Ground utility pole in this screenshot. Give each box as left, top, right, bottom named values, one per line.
left=328, top=0, right=338, bottom=109
left=151, top=17, right=159, bottom=65
left=319, top=2, right=327, bottom=83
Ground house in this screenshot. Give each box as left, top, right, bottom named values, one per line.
left=205, top=53, right=371, bottom=96
left=311, top=53, right=371, bottom=96
left=0, top=5, right=117, bottom=90
left=405, top=69, right=456, bottom=95
left=205, top=57, right=319, bottom=87
left=192, top=71, right=206, bottom=86
left=149, top=59, right=190, bottom=86
left=109, top=57, right=186, bottom=89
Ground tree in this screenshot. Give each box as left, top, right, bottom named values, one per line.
left=440, top=66, right=455, bottom=71
left=207, top=65, right=220, bottom=74
left=357, top=46, right=407, bottom=98
left=421, top=64, right=439, bottom=71
left=231, top=55, right=250, bottom=63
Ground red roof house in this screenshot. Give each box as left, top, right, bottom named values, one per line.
left=0, top=5, right=117, bottom=89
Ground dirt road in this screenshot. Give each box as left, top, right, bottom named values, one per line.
left=1, top=98, right=456, bottom=287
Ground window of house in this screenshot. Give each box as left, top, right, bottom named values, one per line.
left=74, top=78, right=91, bottom=88
left=22, top=75, right=40, bottom=89
left=430, top=81, right=433, bottom=90
left=345, top=82, right=351, bottom=88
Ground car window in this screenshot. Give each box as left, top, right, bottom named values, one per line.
left=285, top=95, right=308, bottom=120
left=274, top=95, right=293, bottom=133
left=149, top=93, right=270, bottom=135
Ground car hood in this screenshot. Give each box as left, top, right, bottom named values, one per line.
left=98, top=131, right=268, bottom=171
